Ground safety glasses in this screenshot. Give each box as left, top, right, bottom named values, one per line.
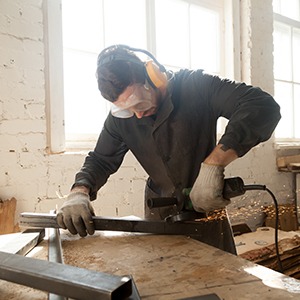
left=110, top=82, right=153, bottom=118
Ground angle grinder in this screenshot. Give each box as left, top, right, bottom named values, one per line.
left=147, top=177, right=263, bottom=222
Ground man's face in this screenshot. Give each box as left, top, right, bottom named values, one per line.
left=111, top=83, right=159, bottom=119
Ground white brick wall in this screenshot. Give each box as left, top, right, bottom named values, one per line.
left=0, top=0, right=294, bottom=230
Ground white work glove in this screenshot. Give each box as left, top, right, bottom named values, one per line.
left=190, top=162, right=231, bottom=212
left=57, top=191, right=95, bottom=237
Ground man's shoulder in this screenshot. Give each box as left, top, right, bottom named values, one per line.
left=175, top=68, right=205, bottom=79
left=172, top=69, right=212, bottom=90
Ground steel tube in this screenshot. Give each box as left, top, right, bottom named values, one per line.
left=48, top=227, right=66, bottom=300
left=20, top=212, right=210, bottom=237
left=0, top=251, right=132, bottom=300
left=48, top=228, right=64, bottom=264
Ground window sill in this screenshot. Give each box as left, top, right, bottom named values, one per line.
left=65, top=134, right=98, bottom=152
left=275, top=141, right=300, bottom=150
left=65, top=140, right=96, bottom=152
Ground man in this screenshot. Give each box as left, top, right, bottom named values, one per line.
left=57, top=45, right=281, bottom=254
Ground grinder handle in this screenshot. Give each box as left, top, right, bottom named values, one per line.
left=147, top=177, right=246, bottom=209
left=147, top=197, right=178, bottom=208
left=223, top=177, right=246, bottom=199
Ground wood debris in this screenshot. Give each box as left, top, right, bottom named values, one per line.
left=240, top=235, right=300, bottom=279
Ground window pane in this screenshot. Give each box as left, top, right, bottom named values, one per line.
left=62, top=0, right=147, bottom=138
left=293, top=28, right=300, bottom=82
left=62, top=0, right=103, bottom=53
left=63, top=50, right=108, bottom=136
left=155, top=0, right=189, bottom=67
left=273, top=22, right=292, bottom=81
left=273, top=0, right=280, bottom=13
left=280, top=0, right=300, bottom=21
left=294, top=84, right=300, bottom=138
left=190, top=5, right=220, bottom=73
left=274, top=81, right=293, bottom=138
left=103, top=0, right=147, bottom=48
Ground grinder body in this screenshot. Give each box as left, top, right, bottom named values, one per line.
left=147, top=177, right=246, bottom=210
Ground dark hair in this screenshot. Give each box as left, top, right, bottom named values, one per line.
left=96, top=46, right=146, bottom=102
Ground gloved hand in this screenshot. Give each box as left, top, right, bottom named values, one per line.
left=190, top=162, right=231, bottom=212
left=57, top=191, right=95, bottom=237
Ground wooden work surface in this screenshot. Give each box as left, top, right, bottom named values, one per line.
left=1, top=231, right=300, bottom=299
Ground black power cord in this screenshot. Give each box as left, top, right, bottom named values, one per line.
left=244, top=184, right=284, bottom=273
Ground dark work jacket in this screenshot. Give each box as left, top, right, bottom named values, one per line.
left=73, top=69, right=281, bottom=254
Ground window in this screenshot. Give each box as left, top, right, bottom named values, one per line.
left=45, top=0, right=238, bottom=151
left=61, top=0, right=228, bottom=149
left=273, top=0, right=300, bottom=140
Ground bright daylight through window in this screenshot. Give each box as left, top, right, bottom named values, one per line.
left=61, top=0, right=224, bottom=147
left=273, top=0, right=300, bottom=140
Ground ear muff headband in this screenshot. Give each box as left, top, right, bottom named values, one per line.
left=98, top=44, right=168, bottom=89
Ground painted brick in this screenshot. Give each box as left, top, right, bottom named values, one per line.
left=132, top=178, right=147, bottom=194
left=2, top=99, right=45, bottom=120
left=1, top=48, right=44, bottom=71
left=23, top=39, right=44, bottom=55
left=0, top=100, right=3, bottom=117
left=0, top=34, right=23, bottom=55
left=10, top=164, right=46, bottom=184
left=18, top=151, right=44, bottom=169
left=0, top=133, right=46, bottom=152
left=0, top=13, right=43, bottom=41
left=6, top=83, right=45, bottom=102
left=112, top=165, right=136, bottom=180
left=0, top=119, right=46, bottom=134
left=0, top=151, right=19, bottom=168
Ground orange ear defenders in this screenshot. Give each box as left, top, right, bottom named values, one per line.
left=144, top=60, right=168, bottom=89
left=98, top=44, right=168, bottom=89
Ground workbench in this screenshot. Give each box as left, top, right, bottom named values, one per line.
left=1, top=231, right=300, bottom=299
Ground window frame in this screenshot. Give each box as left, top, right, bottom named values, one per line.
left=273, top=12, right=300, bottom=143
left=43, top=0, right=65, bottom=154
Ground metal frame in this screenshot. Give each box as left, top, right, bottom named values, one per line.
left=17, top=212, right=214, bottom=299
left=0, top=212, right=143, bottom=300
left=20, top=213, right=212, bottom=238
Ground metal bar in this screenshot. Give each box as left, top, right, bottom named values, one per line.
left=48, top=210, right=64, bottom=265
left=0, top=251, right=132, bottom=300
left=0, top=229, right=44, bottom=255
left=48, top=227, right=64, bottom=263
left=48, top=209, right=66, bottom=300
left=127, top=275, right=141, bottom=300
left=48, top=226, right=66, bottom=300
left=20, top=213, right=210, bottom=237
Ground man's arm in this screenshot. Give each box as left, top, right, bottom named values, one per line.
left=189, top=72, right=280, bottom=213
left=195, top=71, right=281, bottom=158
left=204, top=144, right=238, bottom=167
left=71, top=185, right=90, bottom=194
